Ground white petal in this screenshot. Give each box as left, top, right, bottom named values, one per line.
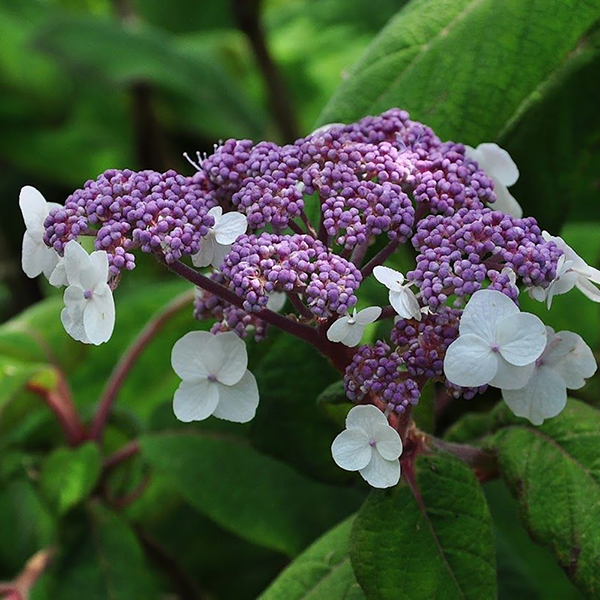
left=497, top=313, right=547, bottom=366
left=327, top=316, right=352, bottom=343
left=389, top=288, right=421, bottom=320
left=331, top=428, right=372, bottom=471
left=208, top=206, right=223, bottom=220
left=489, top=357, right=535, bottom=390
left=355, top=306, right=382, bottom=326
left=89, top=250, right=109, bottom=287
left=173, top=380, right=220, bottom=422
left=502, top=366, right=567, bottom=425
left=19, top=186, right=49, bottom=232
left=82, top=285, right=115, bottom=345
left=443, top=334, right=498, bottom=387
left=492, top=182, right=523, bottom=218
left=543, top=331, right=597, bottom=389
left=528, top=286, right=547, bottom=302
left=202, top=332, right=247, bottom=385
left=171, top=331, right=213, bottom=381
left=22, top=232, right=58, bottom=279
left=345, top=405, right=389, bottom=439
left=586, top=265, right=600, bottom=285
left=191, top=235, right=215, bottom=268
left=371, top=424, right=403, bottom=460
left=359, top=452, right=401, bottom=488
left=373, top=265, right=404, bottom=291
left=64, top=240, right=95, bottom=289
left=210, top=242, right=232, bottom=270
left=340, top=324, right=366, bottom=347
left=212, top=371, right=259, bottom=423
left=477, top=143, right=519, bottom=186
left=576, top=278, right=600, bottom=303
left=49, top=258, right=68, bottom=287
left=60, top=294, right=89, bottom=344
left=213, top=211, right=247, bottom=245
left=459, top=289, right=518, bottom=343
left=266, top=292, right=287, bottom=312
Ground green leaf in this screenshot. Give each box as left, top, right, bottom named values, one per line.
left=0, top=355, right=55, bottom=408
left=140, top=433, right=364, bottom=556
left=39, top=443, right=102, bottom=515
left=319, top=0, right=600, bottom=143
left=259, top=517, right=364, bottom=600
left=489, top=399, right=600, bottom=596
left=351, top=452, right=496, bottom=599
left=52, top=502, right=156, bottom=599
left=34, top=14, right=265, bottom=140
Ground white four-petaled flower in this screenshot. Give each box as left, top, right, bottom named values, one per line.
left=327, top=306, right=382, bottom=347
left=331, top=405, right=403, bottom=488
left=19, top=186, right=64, bottom=284
left=529, top=232, right=600, bottom=307
left=444, top=289, right=547, bottom=389
left=171, top=331, right=259, bottom=423
left=373, top=266, right=422, bottom=321
left=192, top=207, right=247, bottom=269
left=61, top=240, right=115, bottom=345
left=502, top=327, right=597, bottom=425
left=465, top=143, right=522, bottom=218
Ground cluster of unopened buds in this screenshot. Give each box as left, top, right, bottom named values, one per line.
left=20, top=108, right=599, bottom=488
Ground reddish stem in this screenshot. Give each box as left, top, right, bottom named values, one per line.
left=361, top=239, right=399, bottom=278
left=90, top=290, right=194, bottom=442
left=103, top=440, right=141, bottom=472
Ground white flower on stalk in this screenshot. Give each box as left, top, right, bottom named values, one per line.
left=331, top=405, right=403, bottom=488
left=327, top=306, right=382, bottom=347
left=19, top=186, right=64, bottom=284
left=171, top=331, right=259, bottom=423
left=503, top=327, right=597, bottom=425
left=192, top=207, right=247, bottom=269
left=529, top=232, right=600, bottom=307
left=373, top=266, right=422, bottom=321
left=60, top=240, right=115, bottom=345
left=444, top=289, right=547, bottom=389
left=465, top=143, right=522, bottom=218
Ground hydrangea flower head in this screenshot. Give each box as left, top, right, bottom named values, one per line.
left=331, top=405, right=403, bottom=488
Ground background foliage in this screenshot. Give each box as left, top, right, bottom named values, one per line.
left=1, top=0, right=599, bottom=598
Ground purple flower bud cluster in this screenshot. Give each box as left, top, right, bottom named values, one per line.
left=343, top=341, right=421, bottom=414
left=221, top=233, right=361, bottom=317
left=193, top=273, right=268, bottom=340
left=44, top=169, right=214, bottom=275
left=410, top=208, right=563, bottom=308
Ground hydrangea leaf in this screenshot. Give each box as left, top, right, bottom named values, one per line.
left=50, top=502, right=156, bottom=599
left=350, top=451, right=496, bottom=599
left=488, top=399, right=600, bottom=596
left=39, top=442, right=102, bottom=516
left=140, top=433, right=364, bottom=557
left=259, top=516, right=365, bottom=599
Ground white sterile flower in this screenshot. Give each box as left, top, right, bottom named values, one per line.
left=266, top=292, right=287, bottom=312
left=444, top=289, right=547, bottom=390
left=530, top=232, right=600, bottom=307
left=327, top=306, right=382, bottom=347
left=19, top=186, right=63, bottom=282
left=192, top=207, right=247, bottom=269
left=465, top=143, right=522, bottom=218
left=171, top=331, right=259, bottom=423
left=373, top=266, right=422, bottom=321
left=60, top=240, right=115, bottom=345
left=503, top=327, right=597, bottom=425
left=331, top=405, right=403, bottom=488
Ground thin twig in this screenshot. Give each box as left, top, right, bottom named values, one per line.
left=0, top=548, right=56, bottom=600
left=287, top=292, right=313, bottom=320
left=103, top=440, right=141, bottom=472
left=361, top=239, right=399, bottom=278
left=90, top=290, right=195, bottom=441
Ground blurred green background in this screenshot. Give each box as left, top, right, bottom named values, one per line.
left=1, top=0, right=600, bottom=598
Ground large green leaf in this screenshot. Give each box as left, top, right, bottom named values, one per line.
left=259, top=516, right=364, bottom=600
left=351, top=452, right=496, bottom=599
left=34, top=14, right=265, bottom=140
left=489, top=399, right=600, bottom=597
left=140, top=433, right=364, bottom=556
left=51, top=502, right=156, bottom=599
left=39, top=442, right=102, bottom=515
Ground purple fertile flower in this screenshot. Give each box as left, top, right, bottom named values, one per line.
left=221, top=233, right=361, bottom=317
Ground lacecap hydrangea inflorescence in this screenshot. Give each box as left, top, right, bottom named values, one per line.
left=21, top=108, right=599, bottom=488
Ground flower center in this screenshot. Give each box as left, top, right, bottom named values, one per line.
left=368, top=438, right=377, bottom=447
left=83, top=289, right=94, bottom=300
left=491, top=344, right=500, bottom=353
left=207, top=374, right=218, bottom=383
